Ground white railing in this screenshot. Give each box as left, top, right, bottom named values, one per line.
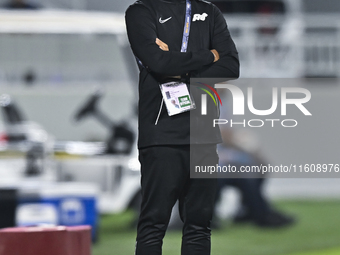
left=227, top=15, right=340, bottom=78
left=303, top=25, right=340, bottom=77
left=0, top=11, right=129, bottom=85
left=0, top=11, right=339, bottom=83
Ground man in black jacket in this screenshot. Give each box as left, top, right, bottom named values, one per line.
left=126, top=0, right=239, bottom=254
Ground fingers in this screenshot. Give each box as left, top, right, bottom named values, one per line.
left=210, top=49, right=220, bottom=62
left=156, top=38, right=169, bottom=51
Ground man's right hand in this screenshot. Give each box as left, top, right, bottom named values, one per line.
left=210, top=49, right=219, bottom=62
left=156, top=37, right=219, bottom=63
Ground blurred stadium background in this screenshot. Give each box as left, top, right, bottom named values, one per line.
left=0, top=0, right=340, bottom=254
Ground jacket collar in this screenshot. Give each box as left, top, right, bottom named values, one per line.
left=158, top=0, right=187, bottom=3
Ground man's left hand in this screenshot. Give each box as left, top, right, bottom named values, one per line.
left=156, top=38, right=169, bottom=51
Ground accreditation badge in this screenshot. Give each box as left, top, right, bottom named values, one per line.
left=160, top=81, right=196, bottom=116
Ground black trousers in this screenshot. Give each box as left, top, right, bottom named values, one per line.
left=136, top=144, right=218, bottom=255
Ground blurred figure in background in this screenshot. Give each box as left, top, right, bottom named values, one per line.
left=170, top=128, right=296, bottom=230
left=3, top=0, right=41, bottom=9
left=214, top=89, right=295, bottom=228
left=215, top=129, right=295, bottom=228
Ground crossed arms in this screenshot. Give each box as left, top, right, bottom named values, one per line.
left=125, top=3, right=239, bottom=78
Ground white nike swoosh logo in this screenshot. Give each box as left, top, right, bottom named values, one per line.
left=159, top=17, right=172, bottom=24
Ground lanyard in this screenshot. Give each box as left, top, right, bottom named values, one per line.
left=180, top=0, right=192, bottom=53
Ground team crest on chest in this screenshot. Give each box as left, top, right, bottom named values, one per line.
left=192, top=13, right=208, bottom=22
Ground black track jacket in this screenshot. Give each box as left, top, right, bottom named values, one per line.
left=125, top=0, right=239, bottom=148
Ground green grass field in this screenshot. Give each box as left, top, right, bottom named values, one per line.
left=93, top=200, right=340, bottom=255
left=289, top=247, right=340, bottom=255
